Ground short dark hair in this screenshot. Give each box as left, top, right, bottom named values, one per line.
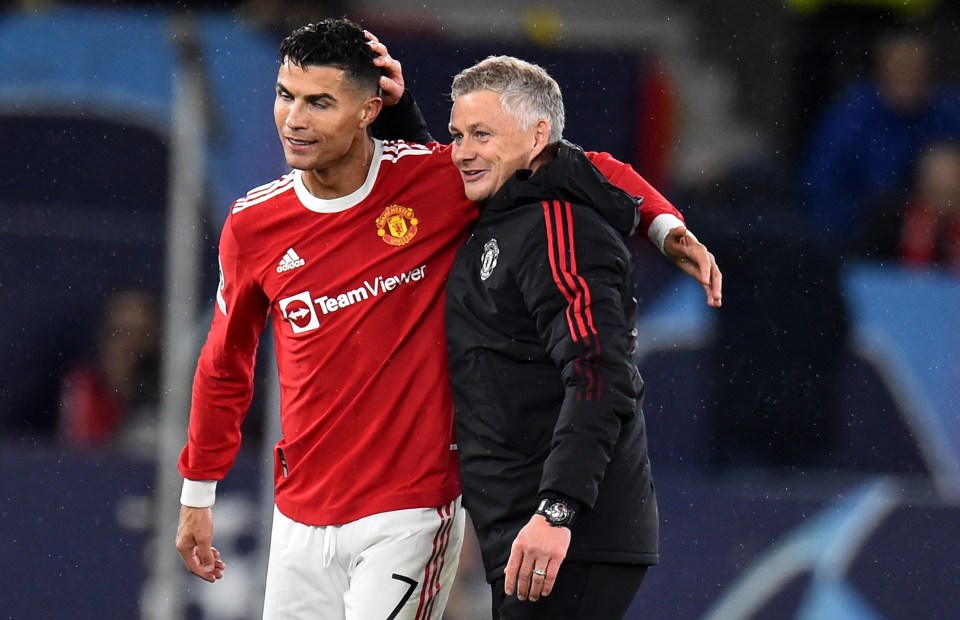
left=279, top=18, right=381, bottom=95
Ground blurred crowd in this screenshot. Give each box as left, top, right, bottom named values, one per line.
left=681, top=21, right=960, bottom=470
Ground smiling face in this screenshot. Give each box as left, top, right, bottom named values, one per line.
left=449, top=90, right=548, bottom=203
left=274, top=59, right=380, bottom=194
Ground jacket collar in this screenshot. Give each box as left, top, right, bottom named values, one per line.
left=481, top=140, right=640, bottom=235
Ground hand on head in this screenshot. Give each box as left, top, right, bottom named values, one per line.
left=365, top=30, right=404, bottom=106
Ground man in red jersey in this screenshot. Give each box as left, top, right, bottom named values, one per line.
left=176, top=18, right=720, bottom=620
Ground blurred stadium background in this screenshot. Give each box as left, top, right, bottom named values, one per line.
left=0, top=1, right=958, bottom=618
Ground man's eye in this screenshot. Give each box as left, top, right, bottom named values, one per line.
left=451, top=134, right=463, bottom=144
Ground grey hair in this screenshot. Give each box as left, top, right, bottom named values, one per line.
left=450, top=55, right=565, bottom=142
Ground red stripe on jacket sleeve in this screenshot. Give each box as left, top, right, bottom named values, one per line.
left=541, top=200, right=603, bottom=401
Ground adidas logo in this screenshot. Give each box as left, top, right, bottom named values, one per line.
left=277, top=248, right=306, bottom=273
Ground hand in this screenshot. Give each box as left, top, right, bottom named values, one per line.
left=663, top=225, right=723, bottom=308
left=504, top=515, right=571, bottom=602
left=365, top=30, right=404, bottom=106
left=175, top=505, right=226, bottom=583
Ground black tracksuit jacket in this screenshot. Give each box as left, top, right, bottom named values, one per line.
left=446, top=142, right=659, bottom=582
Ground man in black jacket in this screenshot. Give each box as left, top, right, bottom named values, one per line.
left=445, top=56, right=675, bottom=619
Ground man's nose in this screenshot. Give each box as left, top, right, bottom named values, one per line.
left=453, top=140, right=475, bottom=164
left=285, top=101, right=307, bottom=128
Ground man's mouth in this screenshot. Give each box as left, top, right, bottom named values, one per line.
left=286, top=136, right=315, bottom=148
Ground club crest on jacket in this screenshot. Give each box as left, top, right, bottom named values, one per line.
left=480, top=238, right=500, bottom=281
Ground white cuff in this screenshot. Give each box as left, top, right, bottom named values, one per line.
left=180, top=479, right=217, bottom=508
left=647, top=213, right=685, bottom=254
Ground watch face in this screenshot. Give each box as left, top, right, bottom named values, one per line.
left=546, top=501, right=571, bottom=524
left=537, top=499, right=574, bottom=526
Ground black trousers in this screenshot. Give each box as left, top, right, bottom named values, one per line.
left=490, top=562, right=649, bottom=620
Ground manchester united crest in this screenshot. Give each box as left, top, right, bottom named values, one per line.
left=376, top=204, right=419, bottom=246
left=480, top=238, right=499, bottom=281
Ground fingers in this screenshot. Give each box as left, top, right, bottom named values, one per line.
left=693, top=243, right=722, bottom=308
left=683, top=232, right=723, bottom=307
left=504, top=546, right=521, bottom=596
left=667, top=227, right=722, bottom=308
left=196, top=542, right=216, bottom=574
left=365, top=30, right=392, bottom=68
left=368, top=40, right=390, bottom=63
left=706, top=257, right=723, bottom=307
left=205, top=547, right=226, bottom=581
left=505, top=518, right=570, bottom=602
left=183, top=545, right=226, bottom=583
left=175, top=506, right=223, bottom=583
left=181, top=542, right=223, bottom=582
left=521, top=561, right=556, bottom=601
left=504, top=550, right=559, bottom=602
left=364, top=30, right=404, bottom=106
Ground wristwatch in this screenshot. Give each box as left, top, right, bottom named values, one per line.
left=536, top=498, right=576, bottom=528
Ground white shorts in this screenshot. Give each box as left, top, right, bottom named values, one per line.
left=262, top=497, right=464, bottom=620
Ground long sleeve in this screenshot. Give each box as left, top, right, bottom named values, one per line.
left=585, top=150, right=684, bottom=250
left=515, top=200, right=641, bottom=509
left=178, top=212, right=269, bottom=482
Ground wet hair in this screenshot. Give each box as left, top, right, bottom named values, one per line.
left=279, top=18, right=381, bottom=95
left=450, top=55, right=565, bottom=142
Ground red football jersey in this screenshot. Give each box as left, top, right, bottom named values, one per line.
left=178, top=139, right=683, bottom=526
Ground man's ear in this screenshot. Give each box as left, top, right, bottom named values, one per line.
left=528, top=119, right=552, bottom=163
left=359, top=96, right=384, bottom=129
